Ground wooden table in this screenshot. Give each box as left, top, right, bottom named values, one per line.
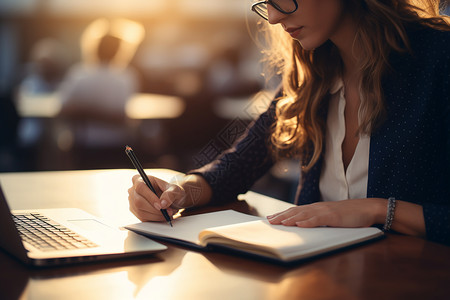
left=1, top=169, right=449, bottom=300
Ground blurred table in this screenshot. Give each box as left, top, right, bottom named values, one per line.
left=16, top=92, right=185, bottom=119
left=1, top=169, right=450, bottom=300
left=14, top=93, right=186, bottom=170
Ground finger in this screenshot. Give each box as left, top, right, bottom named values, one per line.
left=279, top=210, right=312, bottom=226
left=130, top=205, right=164, bottom=222
left=129, top=196, right=173, bottom=222
left=131, top=174, right=141, bottom=185
left=267, top=207, right=297, bottom=220
left=160, top=184, right=186, bottom=209
left=130, top=196, right=175, bottom=222
left=148, top=176, right=166, bottom=196
left=134, top=179, right=162, bottom=209
left=163, top=207, right=179, bottom=217
left=266, top=211, right=284, bottom=220
left=295, top=216, right=325, bottom=228
left=146, top=176, right=176, bottom=209
left=129, top=187, right=153, bottom=212
left=266, top=207, right=305, bottom=224
left=129, top=175, right=178, bottom=221
left=132, top=173, right=166, bottom=196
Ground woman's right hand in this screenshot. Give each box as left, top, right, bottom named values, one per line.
left=127, top=173, right=212, bottom=222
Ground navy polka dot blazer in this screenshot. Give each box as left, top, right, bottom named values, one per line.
left=192, top=25, right=450, bottom=246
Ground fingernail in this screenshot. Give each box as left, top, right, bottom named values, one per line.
left=160, top=199, right=168, bottom=208
left=154, top=202, right=162, bottom=210
left=267, top=215, right=274, bottom=219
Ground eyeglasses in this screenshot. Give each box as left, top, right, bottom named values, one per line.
left=251, top=0, right=299, bottom=21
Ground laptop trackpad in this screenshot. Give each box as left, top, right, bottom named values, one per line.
left=69, top=219, right=111, bottom=231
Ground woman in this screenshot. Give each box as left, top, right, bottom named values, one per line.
left=128, top=0, right=450, bottom=245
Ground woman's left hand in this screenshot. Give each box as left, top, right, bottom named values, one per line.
left=267, top=198, right=386, bottom=228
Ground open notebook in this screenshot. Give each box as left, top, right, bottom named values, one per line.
left=125, top=210, right=383, bottom=264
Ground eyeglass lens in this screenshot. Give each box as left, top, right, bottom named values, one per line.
left=271, top=0, right=297, bottom=12
left=253, top=1, right=297, bottom=20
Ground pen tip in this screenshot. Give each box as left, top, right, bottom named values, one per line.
left=169, top=221, right=173, bottom=227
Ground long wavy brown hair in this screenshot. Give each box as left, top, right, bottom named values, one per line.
left=260, top=0, right=450, bottom=170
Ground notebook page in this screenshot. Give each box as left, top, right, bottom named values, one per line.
left=200, top=220, right=383, bottom=261
left=125, top=210, right=261, bottom=245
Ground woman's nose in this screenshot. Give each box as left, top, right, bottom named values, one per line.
left=267, top=5, right=286, bottom=24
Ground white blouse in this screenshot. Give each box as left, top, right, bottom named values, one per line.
left=319, top=79, right=370, bottom=201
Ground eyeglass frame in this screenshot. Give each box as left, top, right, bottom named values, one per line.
left=251, top=0, right=299, bottom=21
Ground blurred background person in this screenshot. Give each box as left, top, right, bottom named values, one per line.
left=19, top=38, right=67, bottom=95
left=57, top=18, right=144, bottom=168
left=59, top=34, right=137, bottom=120
left=14, top=37, right=69, bottom=169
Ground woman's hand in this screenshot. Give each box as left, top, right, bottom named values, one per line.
left=267, top=198, right=386, bottom=228
left=267, top=198, right=426, bottom=237
left=128, top=174, right=185, bottom=222
left=128, top=173, right=212, bottom=222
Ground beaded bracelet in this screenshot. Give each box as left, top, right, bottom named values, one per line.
left=383, top=197, right=396, bottom=232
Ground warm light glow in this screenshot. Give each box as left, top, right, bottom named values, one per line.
left=125, top=94, right=186, bottom=119
left=16, top=92, right=61, bottom=118
left=172, top=208, right=185, bottom=219
left=16, top=92, right=185, bottom=120
left=80, top=18, right=145, bottom=69
left=27, top=271, right=137, bottom=299
left=47, top=0, right=169, bottom=17
left=135, top=252, right=268, bottom=299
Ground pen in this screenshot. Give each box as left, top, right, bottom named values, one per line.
left=125, top=145, right=173, bottom=227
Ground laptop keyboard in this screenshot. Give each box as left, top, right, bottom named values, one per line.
left=13, top=213, right=98, bottom=252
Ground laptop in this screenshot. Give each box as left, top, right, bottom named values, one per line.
left=0, top=183, right=167, bottom=267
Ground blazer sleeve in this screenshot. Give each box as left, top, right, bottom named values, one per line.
left=423, top=52, right=450, bottom=246
left=189, top=100, right=277, bottom=205
left=367, top=27, right=450, bottom=246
